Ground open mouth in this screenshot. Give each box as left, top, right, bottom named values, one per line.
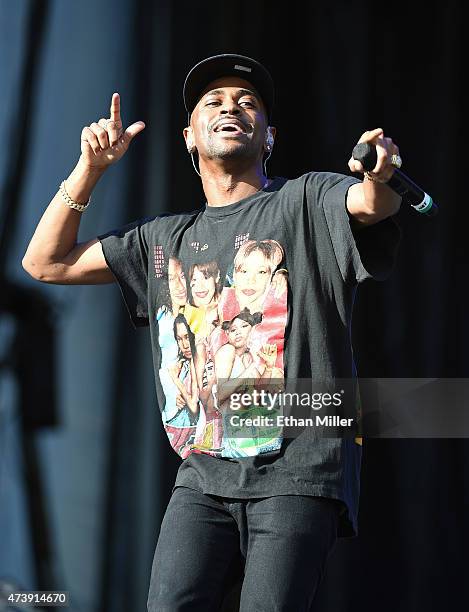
left=214, top=120, right=247, bottom=135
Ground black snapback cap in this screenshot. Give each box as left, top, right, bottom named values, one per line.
left=183, top=54, right=274, bottom=121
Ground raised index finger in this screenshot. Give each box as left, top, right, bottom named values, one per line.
left=110, top=93, right=121, bottom=123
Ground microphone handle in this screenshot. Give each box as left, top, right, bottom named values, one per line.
left=352, top=143, right=438, bottom=217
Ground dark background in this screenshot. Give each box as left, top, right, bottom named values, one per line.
left=0, top=1, right=466, bottom=611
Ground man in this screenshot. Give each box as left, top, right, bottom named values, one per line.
left=22, top=54, right=401, bottom=611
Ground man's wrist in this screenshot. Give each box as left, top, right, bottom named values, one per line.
left=75, top=156, right=108, bottom=179
left=66, top=159, right=106, bottom=203
left=364, top=171, right=388, bottom=184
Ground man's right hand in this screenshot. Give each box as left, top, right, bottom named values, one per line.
left=80, top=93, right=145, bottom=169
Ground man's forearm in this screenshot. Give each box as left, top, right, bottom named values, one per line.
left=362, top=178, right=401, bottom=219
left=346, top=128, right=404, bottom=227
left=22, top=159, right=105, bottom=277
left=347, top=179, right=401, bottom=228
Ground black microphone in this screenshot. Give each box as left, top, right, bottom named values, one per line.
left=352, top=142, right=438, bottom=217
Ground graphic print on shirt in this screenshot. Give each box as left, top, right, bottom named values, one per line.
left=154, top=238, right=288, bottom=459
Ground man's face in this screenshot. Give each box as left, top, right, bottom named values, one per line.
left=185, top=76, right=268, bottom=163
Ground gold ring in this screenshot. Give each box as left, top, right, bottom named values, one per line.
left=391, top=154, right=402, bottom=168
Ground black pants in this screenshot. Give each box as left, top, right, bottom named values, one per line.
left=147, top=485, right=340, bottom=612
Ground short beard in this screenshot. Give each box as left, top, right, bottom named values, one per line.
left=205, top=135, right=258, bottom=162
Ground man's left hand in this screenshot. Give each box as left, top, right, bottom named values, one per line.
left=346, top=128, right=402, bottom=225
left=348, top=128, right=401, bottom=183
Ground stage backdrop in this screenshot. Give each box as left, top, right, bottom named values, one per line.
left=0, top=1, right=466, bottom=611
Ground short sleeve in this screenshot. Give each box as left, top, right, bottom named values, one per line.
left=318, top=174, right=401, bottom=284
left=98, top=217, right=154, bottom=328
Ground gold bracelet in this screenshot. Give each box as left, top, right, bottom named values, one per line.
left=275, top=268, right=288, bottom=275
left=59, top=180, right=91, bottom=212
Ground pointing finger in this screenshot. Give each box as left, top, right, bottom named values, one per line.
left=110, top=92, right=121, bottom=124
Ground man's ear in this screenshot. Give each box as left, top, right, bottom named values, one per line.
left=183, top=126, right=196, bottom=153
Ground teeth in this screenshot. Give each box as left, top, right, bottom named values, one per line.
left=216, top=123, right=244, bottom=132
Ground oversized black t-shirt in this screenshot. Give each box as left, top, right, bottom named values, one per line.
left=99, top=172, right=400, bottom=537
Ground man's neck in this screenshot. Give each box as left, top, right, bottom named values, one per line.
left=200, top=160, right=268, bottom=207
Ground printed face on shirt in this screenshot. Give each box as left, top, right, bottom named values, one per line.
left=227, top=318, right=252, bottom=349
left=168, top=258, right=187, bottom=308
left=234, top=250, right=272, bottom=307
left=175, top=322, right=192, bottom=359
left=190, top=266, right=218, bottom=307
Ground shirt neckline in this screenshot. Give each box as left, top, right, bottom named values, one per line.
left=203, top=176, right=285, bottom=217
